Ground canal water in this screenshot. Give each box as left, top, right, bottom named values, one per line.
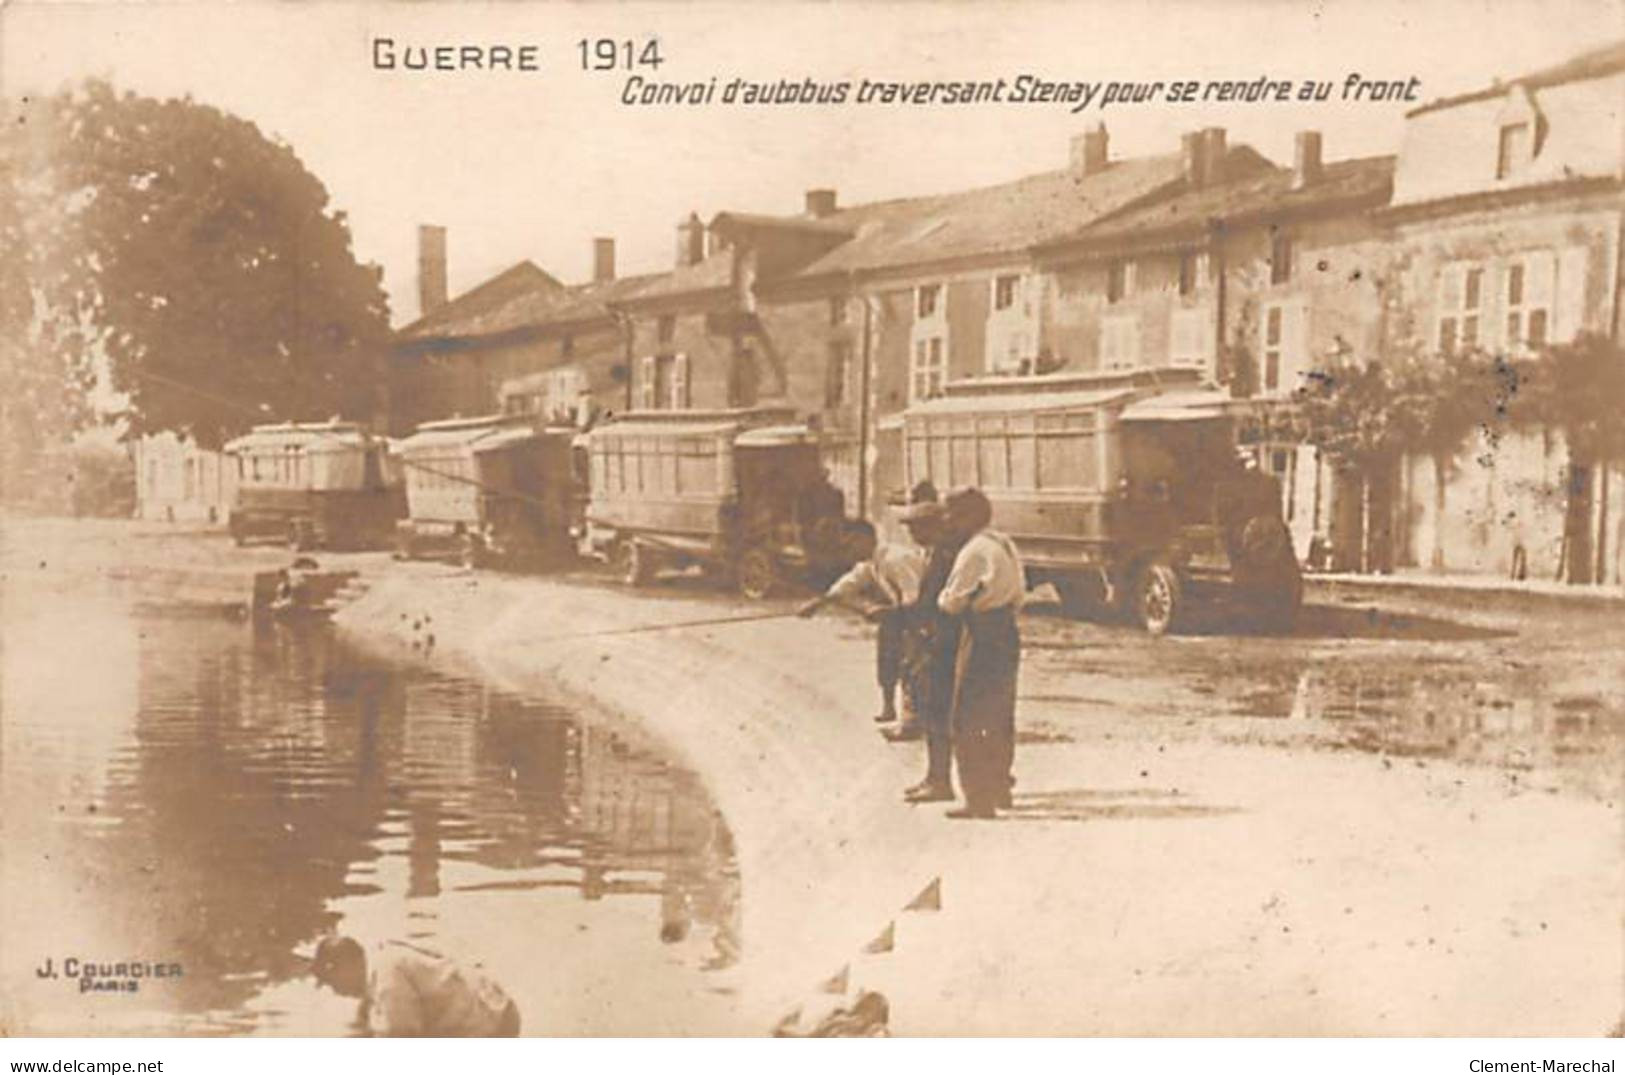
left=1, top=589, right=742, bottom=1036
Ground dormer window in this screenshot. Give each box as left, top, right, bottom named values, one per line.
left=1494, top=85, right=1542, bottom=181
left=1497, top=122, right=1531, bottom=179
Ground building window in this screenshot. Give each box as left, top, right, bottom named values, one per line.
left=911, top=336, right=945, bottom=400
left=1099, top=312, right=1140, bottom=370
left=1497, top=122, right=1531, bottom=180
left=1178, top=252, right=1198, bottom=297
left=1107, top=260, right=1136, bottom=304
left=1505, top=252, right=1554, bottom=354
left=1169, top=306, right=1214, bottom=368
left=1437, top=262, right=1484, bottom=354
left=657, top=315, right=676, bottom=345
left=561, top=334, right=575, bottom=358
left=640, top=354, right=687, bottom=410
left=917, top=284, right=942, bottom=320
left=993, top=274, right=1021, bottom=311
left=1270, top=233, right=1293, bottom=285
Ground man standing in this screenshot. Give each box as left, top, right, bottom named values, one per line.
left=796, top=518, right=926, bottom=726
left=309, top=934, right=520, bottom=1037
left=937, top=487, right=1025, bottom=819
left=899, top=497, right=968, bottom=802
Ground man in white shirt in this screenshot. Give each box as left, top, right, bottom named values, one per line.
left=798, top=519, right=927, bottom=726
left=310, top=934, right=520, bottom=1037
left=938, top=487, right=1025, bottom=819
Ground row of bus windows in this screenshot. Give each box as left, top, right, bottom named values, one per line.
left=591, top=440, right=722, bottom=498
left=239, top=450, right=308, bottom=486
left=906, top=429, right=1103, bottom=492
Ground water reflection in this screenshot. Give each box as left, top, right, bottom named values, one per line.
left=7, top=608, right=740, bottom=1035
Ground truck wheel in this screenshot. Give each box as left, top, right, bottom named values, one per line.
left=736, top=547, right=776, bottom=600
left=617, top=540, right=655, bottom=587
left=1134, top=561, right=1183, bottom=637
left=1256, top=570, right=1304, bottom=633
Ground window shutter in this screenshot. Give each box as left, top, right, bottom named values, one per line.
left=1554, top=247, right=1587, bottom=344
left=1524, top=250, right=1556, bottom=310
left=672, top=353, right=690, bottom=409
left=1439, top=263, right=1463, bottom=314
left=1286, top=298, right=1311, bottom=391
left=639, top=356, right=656, bottom=409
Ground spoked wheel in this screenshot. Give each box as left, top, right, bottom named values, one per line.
left=736, top=547, right=776, bottom=600
left=1134, top=561, right=1183, bottom=637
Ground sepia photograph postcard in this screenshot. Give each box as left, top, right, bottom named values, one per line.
left=1, top=0, right=1623, bottom=1055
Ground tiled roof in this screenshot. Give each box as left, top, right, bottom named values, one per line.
left=788, top=150, right=1229, bottom=278
left=397, top=261, right=563, bottom=339
left=615, top=251, right=735, bottom=303
left=1047, top=154, right=1395, bottom=251
left=1408, top=38, right=1625, bottom=117
left=400, top=269, right=662, bottom=342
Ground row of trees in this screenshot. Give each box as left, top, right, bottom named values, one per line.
left=2, top=80, right=392, bottom=509
left=1273, top=334, right=1625, bottom=584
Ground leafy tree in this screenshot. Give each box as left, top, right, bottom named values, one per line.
left=1389, top=348, right=1516, bottom=571
left=0, top=124, right=97, bottom=504
left=2, top=81, right=390, bottom=450
left=1510, top=333, right=1625, bottom=584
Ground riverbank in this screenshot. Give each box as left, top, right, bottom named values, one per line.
left=332, top=562, right=1624, bottom=1037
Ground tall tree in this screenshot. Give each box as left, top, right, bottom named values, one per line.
left=1512, top=333, right=1625, bottom=584
left=1388, top=347, right=1513, bottom=572
left=2, top=81, right=391, bottom=450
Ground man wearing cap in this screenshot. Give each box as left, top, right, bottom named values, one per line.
left=308, top=934, right=520, bottom=1037
left=797, top=483, right=936, bottom=729
left=938, top=487, right=1026, bottom=819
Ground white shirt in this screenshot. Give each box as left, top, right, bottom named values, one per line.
left=825, top=542, right=926, bottom=608
left=938, top=530, right=1025, bottom=615
left=365, top=941, right=514, bottom=1037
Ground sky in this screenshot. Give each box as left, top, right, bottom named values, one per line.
left=3, top=0, right=1621, bottom=326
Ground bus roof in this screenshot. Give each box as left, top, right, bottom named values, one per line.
left=223, top=421, right=372, bottom=453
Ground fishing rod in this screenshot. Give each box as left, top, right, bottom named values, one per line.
left=523, top=607, right=801, bottom=644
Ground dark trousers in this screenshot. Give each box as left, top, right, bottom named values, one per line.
left=920, top=619, right=961, bottom=786
left=949, top=607, right=1020, bottom=809
left=876, top=609, right=903, bottom=697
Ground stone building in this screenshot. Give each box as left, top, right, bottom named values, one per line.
left=1034, top=129, right=1395, bottom=563
left=1378, top=40, right=1625, bottom=582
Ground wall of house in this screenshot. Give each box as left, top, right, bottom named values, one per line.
left=1381, top=194, right=1623, bottom=578
left=1385, top=198, right=1619, bottom=357
left=496, top=322, right=631, bottom=424
left=625, top=306, right=735, bottom=409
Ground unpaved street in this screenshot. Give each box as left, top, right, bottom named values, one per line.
left=4, top=519, right=1622, bottom=1035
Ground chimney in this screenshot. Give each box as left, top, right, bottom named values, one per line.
left=417, top=224, right=448, bottom=316
left=675, top=212, right=706, bottom=268
left=593, top=237, right=616, bottom=283
left=805, top=189, right=838, bottom=218
left=1181, top=131, right=1208, bottom=188
left=1293, top=130, right=1323, bottom=190
left=1202, top=127, right=1228, bottom=182
left=1071, top=122, right=1110, bottom=177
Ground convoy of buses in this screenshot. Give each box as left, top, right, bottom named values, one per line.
left=221, top=366, right=1303, bottom=633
